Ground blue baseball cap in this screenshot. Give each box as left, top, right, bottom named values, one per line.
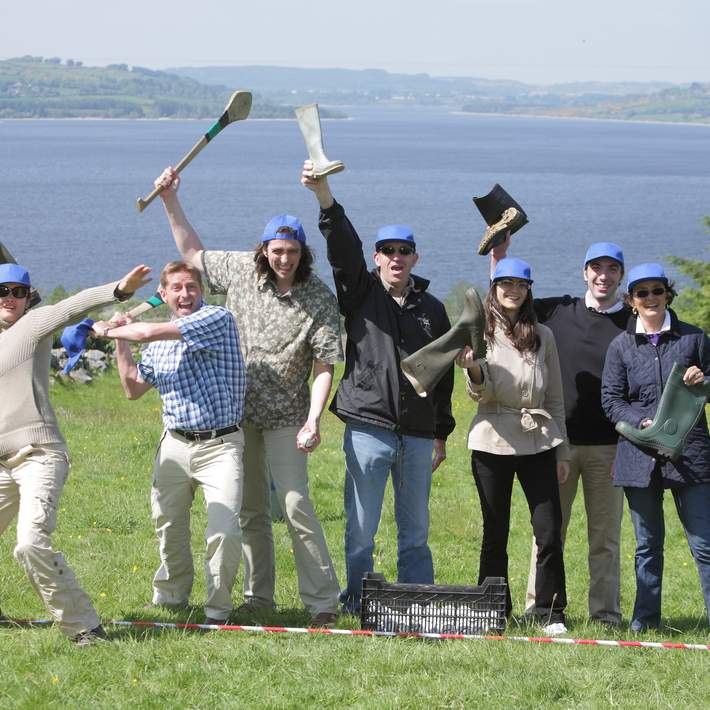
left=261, top=214, right=306, bottom=244
left=584, top=242, right=624, bottom=267
left=627, top=263, right=669, bottom=292
left=492, top=257, right=533, bottom=284
left=60, top=317, right=95, bottom=374
left=0, top=263, right=31, bottom=287
left=375, top=224, right=416, bottom=251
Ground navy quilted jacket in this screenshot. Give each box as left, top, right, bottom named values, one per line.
left=601, top=309, right=710, bottom=488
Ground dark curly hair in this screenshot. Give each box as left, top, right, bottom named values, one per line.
left=484, top=281, right=540, bottom=353
left=253, top=242, right=314, bottom=285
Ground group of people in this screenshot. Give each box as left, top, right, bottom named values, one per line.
left=1, top=159, right=709, bottom=646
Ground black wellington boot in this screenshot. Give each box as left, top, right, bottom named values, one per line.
left=616, top=362, right=710, bottom=462
left=401, top=287, right=486, bottom=397
left=473, top=184, right=529, bottom=256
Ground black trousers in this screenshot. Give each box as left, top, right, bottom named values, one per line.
left=471, top=448, right=567, bottom=623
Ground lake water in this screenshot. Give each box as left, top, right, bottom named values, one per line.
left=1, top=105, right=709, bottom=301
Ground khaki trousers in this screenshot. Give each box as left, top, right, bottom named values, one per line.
left=151, top=429, right=244, bottom=621
left=240, top=424, right=339, bottom=614
left=526, top=444, right=623, bottom=623
left=0, top=444, right=100, bottom=637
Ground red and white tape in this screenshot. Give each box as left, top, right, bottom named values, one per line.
left=3, top=618, right=709, bottom=651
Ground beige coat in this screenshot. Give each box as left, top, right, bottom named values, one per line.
left=465, top=323, right=570, bottom=460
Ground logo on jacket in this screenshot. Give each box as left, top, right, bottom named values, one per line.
left=416, top=314, right=433, bottom=338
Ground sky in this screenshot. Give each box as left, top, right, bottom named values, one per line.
left=1, top=0, right=709, bottom=85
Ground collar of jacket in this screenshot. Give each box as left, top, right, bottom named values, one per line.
left=627, top=308, right=682, bottom=341
left=372, top=267, right=430, bottom=296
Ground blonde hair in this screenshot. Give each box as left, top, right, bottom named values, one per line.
left=159, top=260, right=203, bottom=288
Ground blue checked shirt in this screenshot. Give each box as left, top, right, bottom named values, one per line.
left=137, top=304, right=245, bottom=430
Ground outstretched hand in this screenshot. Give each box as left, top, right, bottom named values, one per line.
left=117, top=265, right=151, bottom=295
left=301, top=160, right=334, bottom=208
left=155, top=166, right=180, bottom=200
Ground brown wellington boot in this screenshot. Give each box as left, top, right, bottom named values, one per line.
left=295, top=103, right=345, bottom=178
left=401, top=288, right=486, bottom=397
left=473, top=184, right=529, bottom=256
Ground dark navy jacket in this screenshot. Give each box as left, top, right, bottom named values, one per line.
left=601, top=309, right=710, bottom=488
left=318, top=200, right=455, bottom=440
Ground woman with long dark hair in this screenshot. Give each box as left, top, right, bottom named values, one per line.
left=457, top=257, right=570, bottom=634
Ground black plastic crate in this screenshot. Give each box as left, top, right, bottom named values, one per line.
left=360, top=573, right=507, bottom=634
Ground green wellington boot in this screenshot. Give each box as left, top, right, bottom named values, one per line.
left=473, top=184, right=529, bottom=256
left=616, top=362, right=710, bottom=462
left=401, top=287, right=486, bottom=398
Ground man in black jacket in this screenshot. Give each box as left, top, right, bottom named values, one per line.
left=303, top=161, right=455, bottom=613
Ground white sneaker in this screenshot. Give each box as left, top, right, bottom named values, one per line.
left=542, top=622, right=568, bottom=637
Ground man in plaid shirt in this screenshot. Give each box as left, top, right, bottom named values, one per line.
left=151, top=166, right=342, bottom=628
left=93, top=260, right=245, bottom=625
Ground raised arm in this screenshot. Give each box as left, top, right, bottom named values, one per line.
left=301, top=160, right=371, bottom=312
left=155, top=167, right=206, bottom=271
left=30, top=265, right=151, bottom=340
left=488, top=232, right=511, bottom=280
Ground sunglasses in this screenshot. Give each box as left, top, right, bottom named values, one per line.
left=0, top=284, right=29, bottom=299
left=496, top=278, right=530, bottom=290
left=378, top=245, right=416, bottom=256
left=633, top=287, right=667, bottom=299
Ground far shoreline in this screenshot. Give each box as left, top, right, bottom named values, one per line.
left=452, top=109, right=710, bottom=128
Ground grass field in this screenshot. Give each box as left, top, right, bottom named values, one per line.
left=0, top=367, right=708, bottom=709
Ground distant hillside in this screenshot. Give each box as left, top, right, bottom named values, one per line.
left=0, top=57, right=323, bottom=119
left=168, top=64, right=532, bottom=104
left=169, top=64, right=677, bottom=105
left=462, top=82, right=710, bottom=124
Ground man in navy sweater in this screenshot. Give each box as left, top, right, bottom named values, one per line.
left=492, top=238, right=630, bottom=625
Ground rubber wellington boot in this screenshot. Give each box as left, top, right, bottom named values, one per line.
left=401, top=288, right=486, bottom=397
left=616, top=362, right=710, bottom=462
left=295, top=103, right=345, bottom=178
left=473, top=184, right=529, bottom=256
left=0, top=240, right=41, bottom=307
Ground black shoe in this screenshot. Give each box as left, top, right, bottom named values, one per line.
left=204, top=617, right=228, bottom=626
left=72, top=625, right=108, bottom=647
left=473, top=183, right=529, bottom=256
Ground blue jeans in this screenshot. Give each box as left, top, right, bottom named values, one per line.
left=340, top=422, right=435, bottom=613
left=625, top=480, right=710, bottom=631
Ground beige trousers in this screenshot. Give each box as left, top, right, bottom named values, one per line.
left=526, top=444, right=623, bottom=623
left=0, top=444, right=100, bottom=637
left=240, top=424, right=339, bottom=615
left=151, top=429, right=244, bottom=621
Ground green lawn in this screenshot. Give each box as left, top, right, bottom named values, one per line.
left=0, top=367, right=708, bottom=709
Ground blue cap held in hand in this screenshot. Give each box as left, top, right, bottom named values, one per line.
left=261, top=215, right=306, bottom=244
left=627, top=263, right=668, bottom=292
left=375, top=224, right=416, bottom=251
left=492, top=257, right=533, bottom=284
left=0, top=263, right=31, bottom=287
left=60, top=318, right=95, bottom=374
left=584, top=242, right=624, bottom=267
